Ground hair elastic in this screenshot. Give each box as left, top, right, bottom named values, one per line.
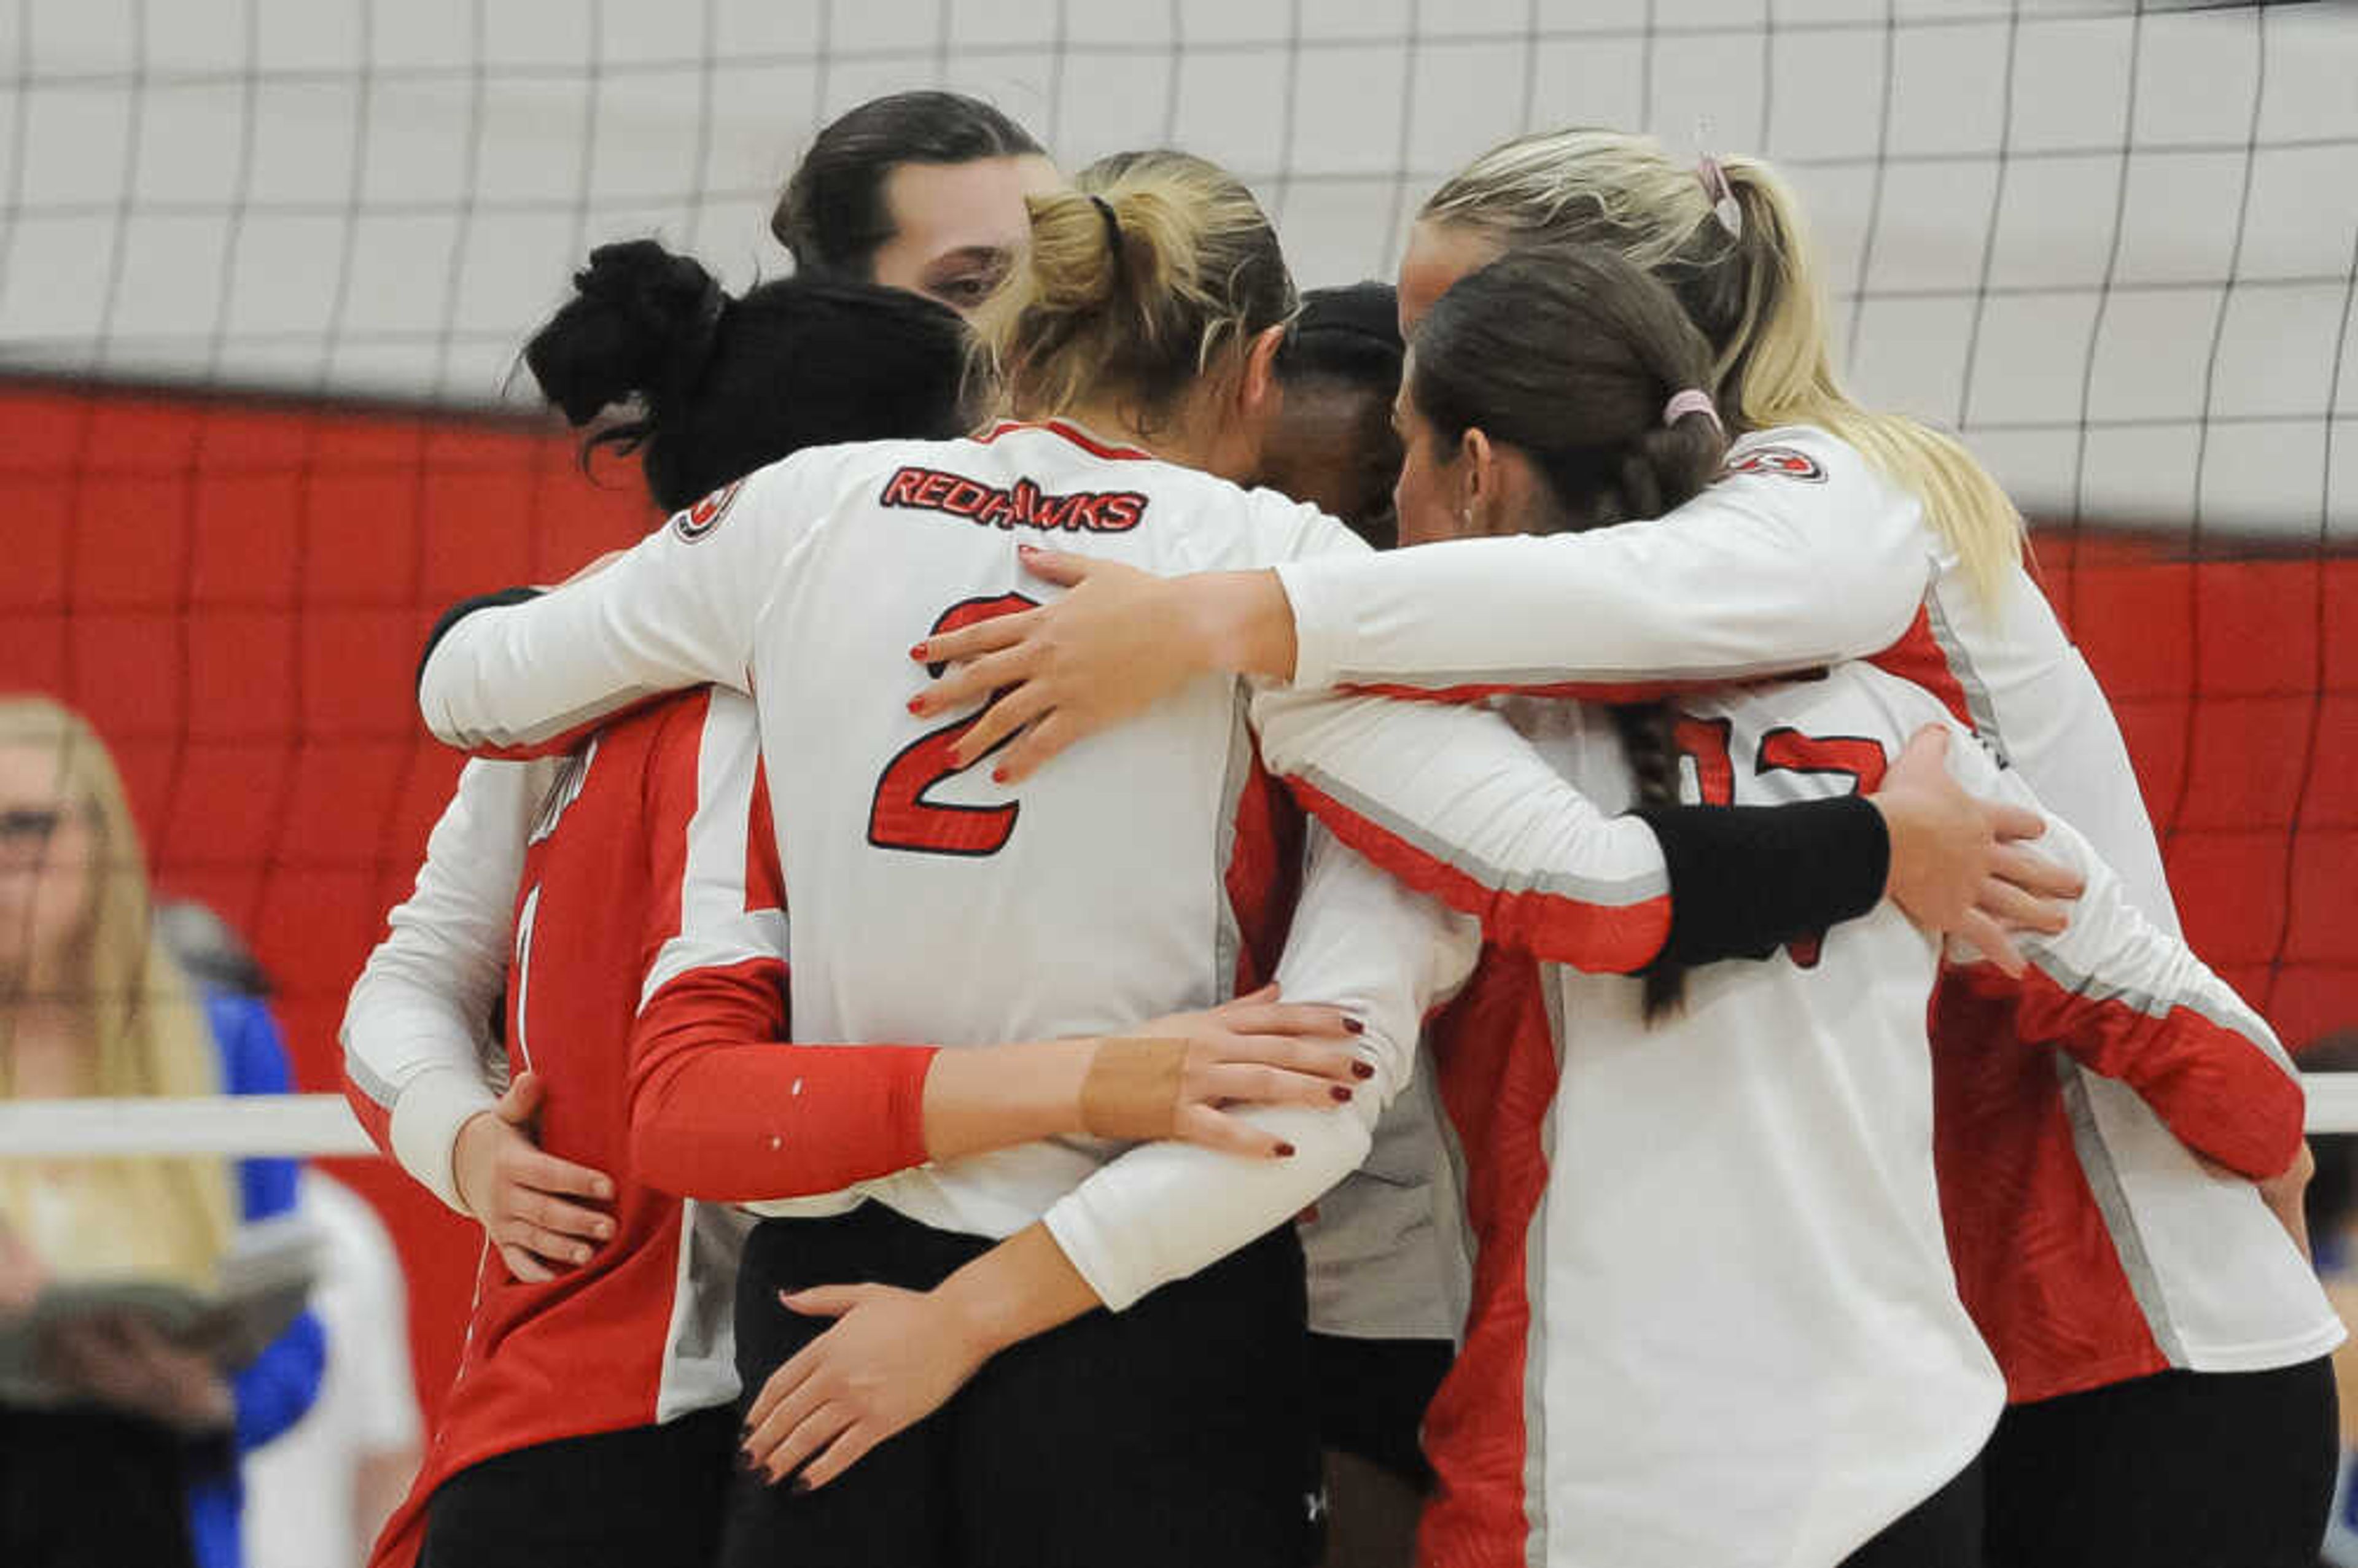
left=1663, top=388, right=1724, bottom=434
left=1695, top=155, right=1743, bottom=240
left=1088, top=193, right=1123, bottom=257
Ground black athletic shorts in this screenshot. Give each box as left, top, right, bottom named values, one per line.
left=718, top=1201, right=1319, bottom=1568
left=1306, top=1330, right=1453, bottom=1491
left=1983, top=1357, right=2338, bottom=1568
left=418, top=1405, right=737, bottom=1568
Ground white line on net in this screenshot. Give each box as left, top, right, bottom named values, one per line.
left=0, top=1094, right=377, bottom=1158
left=5, top=1084, right=2358, bottom=1159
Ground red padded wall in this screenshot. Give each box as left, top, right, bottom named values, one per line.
left=7, top=376, right=2352, bottom=1419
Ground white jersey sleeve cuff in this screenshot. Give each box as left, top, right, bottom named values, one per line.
left=388, top=1066, right=501, bottom=1215
left=1272, top=557, right=1352, bottom=691
left=1041, top=1105, right=1371, bottom=1313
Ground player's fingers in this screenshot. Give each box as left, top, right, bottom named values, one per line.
left=1215, top=1034, right=1366, bottom=1086
left=743, top=1349, right=828, bottom=1445
left=496, top=1244, right=558, bottom=1284
left=798, top=1421, right=887, bottom=1491
left=1958, top=910, right=2029, bottom=978
left=1200, top=1063, right=1354, bottom=1112
left=778, top=1286, right=871, bottom=1319
left=499, top=1221, right=592, bottom=1268
left=911, top=646, right=1032, bottom=722
left=1988, top=842, right=2084, bottom=901
left=762, top=1403, right=860, bottom=1486
left=1174, top=1104, right=1297, bottom=1161
left=512, top=1190, right=615, bottom=1244
left=1985, top=801, right=2049, bottom=844
left=494, top=1069, right=545, bottom=1125
left=1014, top=545, right=1092, bottom=588
left=1974, top=877, right=2071, bottom=937
left=1892, top=725, right=1951, bottom=774
left=912, top=610, right=1040, bottom=668
left=949, top=683, right=1053, bottom=770
left=1209, top=1003, right=1361, bottom=1042
left=987, top=710, right=1080, bottom=787
left=511, top=1146, right=616, bottom=1203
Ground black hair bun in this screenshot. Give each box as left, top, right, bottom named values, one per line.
left=526, top=239, right=728, bottom=426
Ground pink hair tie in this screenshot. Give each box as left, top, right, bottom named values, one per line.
left=1662, top=388, right=1723, bottom=433
left=1695, top=155, right=1743, bottom=239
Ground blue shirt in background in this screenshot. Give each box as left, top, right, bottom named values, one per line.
left=187, top=988, right=326, bottom=1568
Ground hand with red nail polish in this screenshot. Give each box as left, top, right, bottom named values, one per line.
left=737, top=1280, right=993, bottom=1492
left=1110, top=984, right=1370, bottom=1161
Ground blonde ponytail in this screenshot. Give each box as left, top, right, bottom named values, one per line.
left=973, top=150, right=1296, bottom=434
left=1423, top=130, right=2025, bottom=600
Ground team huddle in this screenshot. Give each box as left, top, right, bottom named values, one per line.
left=342, top=93, right=2342, bottom=1568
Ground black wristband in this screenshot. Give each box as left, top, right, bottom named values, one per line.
left=1630, top=794, right=1890, bottom=968
left=416, top=586, right=543, bottom=694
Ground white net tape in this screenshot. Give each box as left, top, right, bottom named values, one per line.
left=0, top=1084, right=2354, bottom=1162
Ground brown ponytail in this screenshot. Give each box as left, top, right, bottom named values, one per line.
left=1409, top=246, right=1730, bottom=1017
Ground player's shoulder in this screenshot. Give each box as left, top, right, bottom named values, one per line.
left=1723, top=424, right=1916, bottom=524
left=1724, top=423, right=1856, bottom=486
left=1149, top=469, right=1363, bottom=572
left=667, top=437, right=956, bottom=543
left=757, top=435, right=949, bottom=504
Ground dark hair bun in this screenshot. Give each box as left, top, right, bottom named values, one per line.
left=526, top=239, right=727, bottom=426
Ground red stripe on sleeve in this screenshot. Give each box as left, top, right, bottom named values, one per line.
left=1951, top=963, right=2304, bottom=1181
left=1284, top=775, right=1668, bottom=974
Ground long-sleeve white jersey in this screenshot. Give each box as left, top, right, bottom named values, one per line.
left=1419, top=666, right=2310, bottom=1568
left=1273, top=421, right=2340, bottom=1401
left=417, top=420, right=1562, bottom=1311
left=341, top=757, right=545, bottom=1209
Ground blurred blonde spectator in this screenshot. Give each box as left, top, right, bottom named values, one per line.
left=0, top=696, right=323, bottom=1568
left=243, top=1172, right=421, bottom=1568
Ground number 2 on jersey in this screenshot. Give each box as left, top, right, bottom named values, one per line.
left=868, top=594, right=1040, bottom=857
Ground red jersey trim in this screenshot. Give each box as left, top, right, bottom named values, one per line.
left=975, top=418, right=1153, bottom=462
left=1865, top=605, right=1975, bottom=729
left=1283, top=775, right=1669, bottom=974
left=1344, top=676, right=1737, bottom=705
left=1420, top=952, right=1558, bottom=1568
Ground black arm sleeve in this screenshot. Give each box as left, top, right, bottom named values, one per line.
left=415, top=586, right=543, bottom=694
left=1630, top=795, right=1889, bottom=968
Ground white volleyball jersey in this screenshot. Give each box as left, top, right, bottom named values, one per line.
left=1419, top=665, right=2306, bottom=1568
left=427, top=420, right=1786, bottom=1308
left=1275, top=422, right=2341, bottom=1400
